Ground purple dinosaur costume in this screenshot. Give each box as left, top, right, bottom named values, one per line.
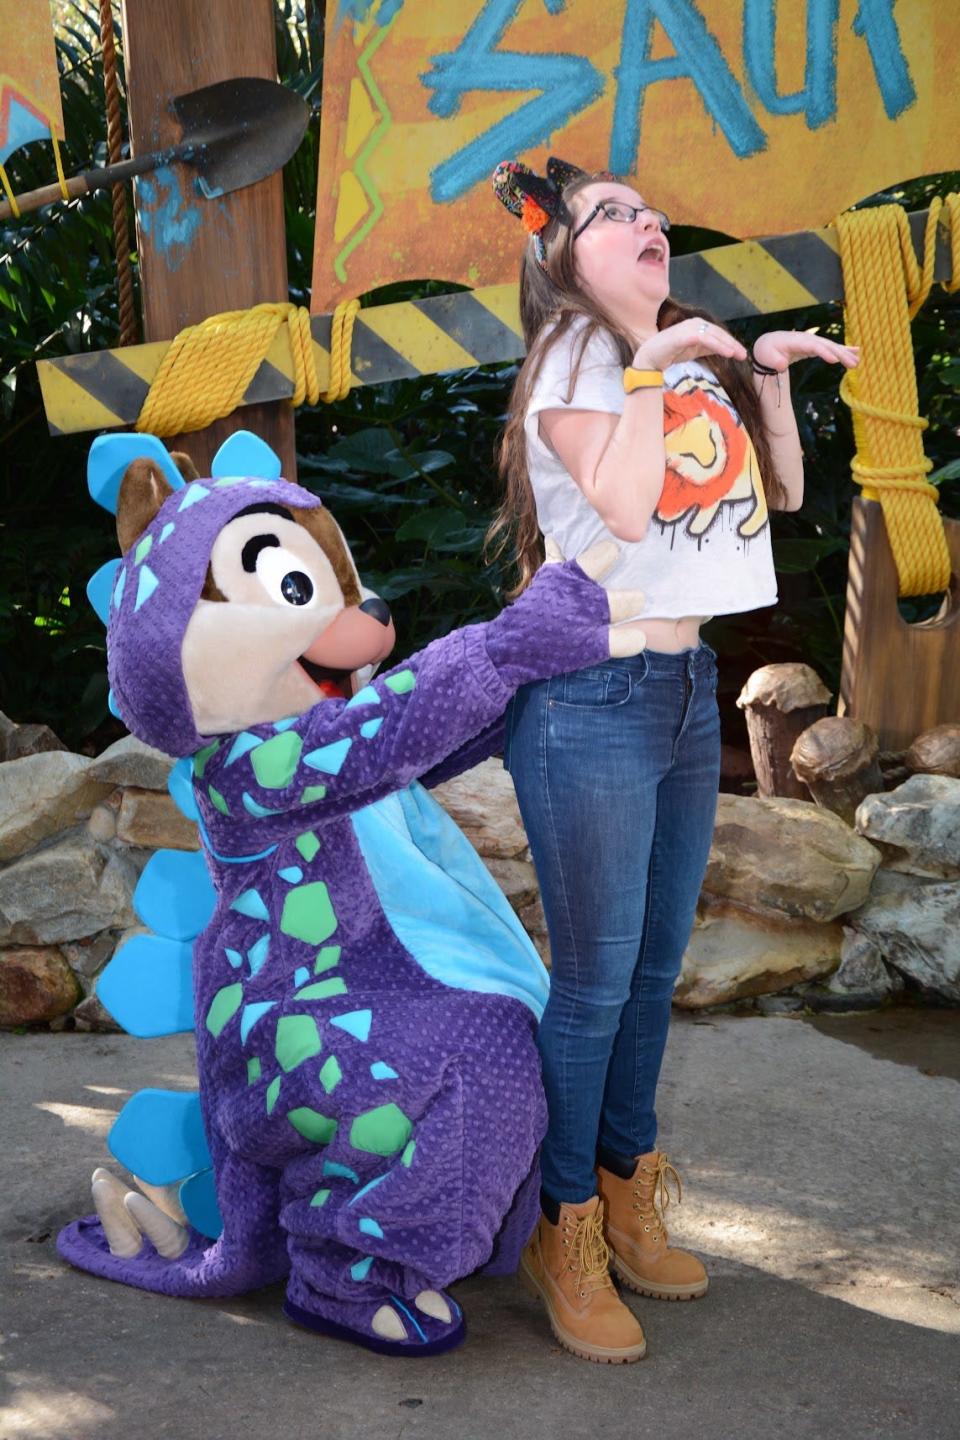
left=57, top=431, right=643, bottom=1356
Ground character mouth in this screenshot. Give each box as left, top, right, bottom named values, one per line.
left=638, top=242, right=665, bottom=263
left=297, top=656, right=351, bottom=699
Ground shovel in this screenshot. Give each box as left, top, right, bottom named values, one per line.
left=0, top=77, right=310, bottom=222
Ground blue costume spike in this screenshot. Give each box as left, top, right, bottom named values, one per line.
left=210, top=430, right=282, bottom=481
left=179, top=1170, right=223, bottom=1239
left=96, top=935, right=194, bottom=1038
left=133, top=849, right=217, bottom=941
left=86, top=559, right=122, bottom=626
left=88, top=433, right=184, bottom=516
left=167, top=758, right=201, bottom=821
left=108, top=1089, right=211, bottom=1186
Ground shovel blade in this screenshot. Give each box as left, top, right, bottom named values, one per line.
left=170, top=77, right=310, bottom=198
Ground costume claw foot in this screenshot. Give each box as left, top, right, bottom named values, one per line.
left=370, top=1290, right=452, bottom=1337
left=91, top=1167, right=189, bottom=1260
left=372, top=1305, right=407, bottom=1340
left=284, top=1285, right=465, bottom=1357
left=415, top=1289, right=452, bottom=1322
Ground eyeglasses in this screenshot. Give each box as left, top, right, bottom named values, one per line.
left=572, top=200, right=671, bottom=241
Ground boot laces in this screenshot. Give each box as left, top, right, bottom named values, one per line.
left=565, top=1209, right=614, bottom=1296
left=634, top=1153, right=682, bottom=1238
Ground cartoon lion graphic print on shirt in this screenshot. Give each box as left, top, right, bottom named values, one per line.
left=657, top=372, right=769, bottom=541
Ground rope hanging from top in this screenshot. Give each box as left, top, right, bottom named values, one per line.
left=834, top=193, right=960, bottom=597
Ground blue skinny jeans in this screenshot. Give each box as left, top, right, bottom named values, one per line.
left=504, top=645, right=721, bottom=1204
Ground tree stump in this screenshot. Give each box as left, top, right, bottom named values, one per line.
left=905, top=723, right=960, bottom=779
left=790, top=716, right=884, bottom=824
left=736, top=664, right=832, bottom=799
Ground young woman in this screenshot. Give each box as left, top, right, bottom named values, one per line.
left=490, top=158, right=859, bottom=1365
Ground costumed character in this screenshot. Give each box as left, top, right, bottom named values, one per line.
left=56, top=429, right=646, bottom=1357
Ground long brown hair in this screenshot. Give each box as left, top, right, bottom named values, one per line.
left=486, top=171, right=783, bottom=596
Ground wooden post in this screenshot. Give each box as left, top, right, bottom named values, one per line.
left=838, top=499, right=960, bottom=751
left=790, top=716, right=884, bottom=825
left=120, top=0, right=295, bottom=478
left=735, top=663, right=832, bottom=800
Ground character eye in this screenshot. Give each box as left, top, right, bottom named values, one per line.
left=255, top=544, right=319, bottom=608
left=280, top=571, right=314, bottom=606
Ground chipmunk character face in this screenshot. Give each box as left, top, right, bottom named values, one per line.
left=658, top=372, right=769, bottom=541
left=108, top=451, right=396, bottom=750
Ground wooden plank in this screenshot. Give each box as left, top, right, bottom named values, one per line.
left=839, top=499, right=960, bottom=751
left=120, top=0, right=294, bottom=477
left=37, top=205, right=956, bottom=437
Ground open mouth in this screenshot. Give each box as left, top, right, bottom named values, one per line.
left=297, top=656, right=351, bottom=699
left=638, top=242, right=666, bottom=264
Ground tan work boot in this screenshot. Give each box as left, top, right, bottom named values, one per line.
left=519, top=1195, right=647, bottom=1363
left=597, top=1151, right=708, bottom=1300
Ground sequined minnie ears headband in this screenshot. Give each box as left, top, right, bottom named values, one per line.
left=492, top=156, right=616, bottom=269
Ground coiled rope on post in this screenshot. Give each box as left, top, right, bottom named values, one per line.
left=134, top=298, right=359, bottom=436
left=834, top=195, right=960, bottom=597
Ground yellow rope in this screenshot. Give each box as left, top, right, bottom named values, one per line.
left=135, top=298, right=359, bottom=435
left=834, top=196, right=960, bottom=597
left=322, top=297, right=360, bottom=403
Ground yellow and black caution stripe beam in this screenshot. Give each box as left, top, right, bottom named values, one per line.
left=37, top=208, right=952, bottom=436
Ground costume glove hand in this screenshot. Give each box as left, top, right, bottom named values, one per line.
left=485, top=539, right=646, bottom=691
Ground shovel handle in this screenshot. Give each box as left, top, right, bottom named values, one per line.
left=0, top=174, right=88, bottom=221
left=0, top=145, right=193, bottom=222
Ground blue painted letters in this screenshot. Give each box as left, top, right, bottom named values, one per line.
left=743, top=0, right=839, bottom=129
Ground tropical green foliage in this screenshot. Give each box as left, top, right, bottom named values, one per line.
left=1, top=2, right=958, bottom=758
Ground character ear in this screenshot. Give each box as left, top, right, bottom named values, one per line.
left=169, top=450, right=199, bottom=483
left=116, top=458, right=176, bottom=554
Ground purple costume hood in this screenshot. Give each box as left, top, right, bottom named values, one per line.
left=107, top=475, right=324, bottom=758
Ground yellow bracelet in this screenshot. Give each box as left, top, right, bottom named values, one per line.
left=623, top=367, right=664, bottom=393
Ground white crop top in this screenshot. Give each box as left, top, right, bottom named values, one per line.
left=524, top=318, right=779, bottom=619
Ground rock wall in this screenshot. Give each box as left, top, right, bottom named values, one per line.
left=1, top=724, right=957, bottom=1029
left=0, top=724, right=186, bottom=1030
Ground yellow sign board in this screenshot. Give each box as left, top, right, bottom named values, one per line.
left=313, top=0, right=959, bottom=311
left=0, top=0, right=64, bottom=168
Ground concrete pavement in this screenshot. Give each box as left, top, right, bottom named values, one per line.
left=2, top=1009, right=958, bottom=1440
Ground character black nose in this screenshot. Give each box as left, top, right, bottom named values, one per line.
left=359, top=597, right=392, bottom=627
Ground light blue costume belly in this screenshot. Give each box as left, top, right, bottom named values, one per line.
left=351, top=783, right=549, bottom=1021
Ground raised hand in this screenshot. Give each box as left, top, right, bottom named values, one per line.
left=752, top=329, right=859, bottom=373
left=632, top=317, right=748, bottom=370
